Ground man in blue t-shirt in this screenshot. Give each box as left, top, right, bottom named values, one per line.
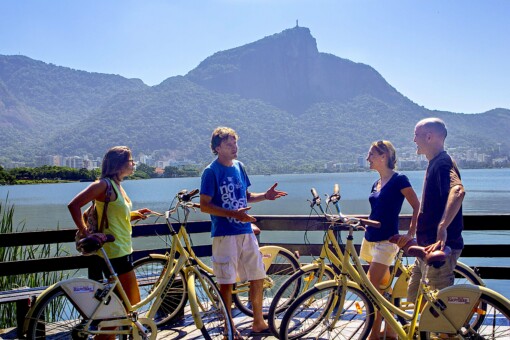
left=200, top=126, right=287, bottom=337
left=407, top=117, right=465, bottom=303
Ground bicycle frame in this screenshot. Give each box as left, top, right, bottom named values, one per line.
left=23, top=210, right=229, bottom=339
left=325, top=221, right=509, bottom=338
left=168, top=190, right=298, bottom=295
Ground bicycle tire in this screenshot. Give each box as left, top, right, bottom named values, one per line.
left=419, top=292, right=510, bottom=339
left=454, top=261, right=484, bottom=286
left=133, top=256, right=188, bottom=326
left=279, top=281, right=374, bottom=340
left=191, top=268, right=234, bottom=340
left=232, top=246, right=299, bottom=318
left=26, top=286, right=89, bottom=339
left=267, top=264, right=335, bottom=336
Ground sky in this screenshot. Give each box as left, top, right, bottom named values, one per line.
left=1, top=0, right=509, bottom=114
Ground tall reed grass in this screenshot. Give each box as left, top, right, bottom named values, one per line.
left=0, top=197, right=71, bottom=329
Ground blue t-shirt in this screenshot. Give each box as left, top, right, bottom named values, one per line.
left=200, top=159, right=253, bottom=237
left=365, top=173, right=411, bottom=242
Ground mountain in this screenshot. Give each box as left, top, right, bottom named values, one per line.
left=0, top=27, right=508, bottom=173
left=186, top=27, right=407, bottom=114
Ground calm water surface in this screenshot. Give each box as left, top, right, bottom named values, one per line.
left=1, top=168, right=509, bottom=229
left=1, top=168, right=509, bottom=295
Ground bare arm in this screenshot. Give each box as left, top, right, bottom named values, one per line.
left=402, top=187, right=420, bottom=237
left=247, top=183, right=287, bottom=203
left=434, top=184, right=465, bottom=250
left=396, top=186, right=420, bottom=248
left=200, top=194, right=256, bottom=223
left=67, top=180, right=108, bottom=236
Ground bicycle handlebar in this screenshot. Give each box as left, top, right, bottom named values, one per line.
left=311, top=185, right=381, bottom=229
left=178, top=188, right=199, bottom=202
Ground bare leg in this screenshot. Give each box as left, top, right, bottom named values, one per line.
left=95, top=270, right=140, bottom=340
left=249, top=278, right=268, bottom=332
left=219, top=283, right=241, bottom=338
left=119, top=270, right=141, bottom=304
left=367, top=262, right=397, bottom=340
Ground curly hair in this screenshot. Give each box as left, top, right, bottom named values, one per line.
left=210, top=127, right=238, bottom=155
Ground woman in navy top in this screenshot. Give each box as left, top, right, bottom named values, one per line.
left=360, top=140, right=420, bottom=340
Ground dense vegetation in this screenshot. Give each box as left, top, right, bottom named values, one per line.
left=0, top=164, right=201, bottom=185
left=0, top=199, right=70, bottom=328
left=1, top=27, right=509, bottom=174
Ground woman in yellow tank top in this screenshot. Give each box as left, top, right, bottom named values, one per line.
left=68, top=146, right=154, bottom=309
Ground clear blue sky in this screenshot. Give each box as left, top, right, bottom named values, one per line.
left=1, top=0, right=509, bottom=114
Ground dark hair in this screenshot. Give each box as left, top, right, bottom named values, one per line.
left=101, top=146, right=132, bottom=180
left=210, top=127, right=238, bottom=155
left=371, top=140, right=397, bottom=170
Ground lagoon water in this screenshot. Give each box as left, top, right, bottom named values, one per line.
left=1, top=168, right=509, bottom=295
left=1, top=168, right=509, bottom=229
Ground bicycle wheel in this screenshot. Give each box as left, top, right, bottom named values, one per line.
left=279, top=282, right=374, bottom=340
left=133, top=256, right=188, bottom=326
left=192, top=268, right=233, bottom=340
left=267, top=264, right=335, bottom=336
left=232, top=246, right=299, bottom=317
left=26, top=286, right=88, bottom=339
left=419, top=292, right=510, bottom=339
left=454, top=262, right=484, bottom=286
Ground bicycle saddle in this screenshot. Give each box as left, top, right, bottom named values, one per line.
left=77, top=233, right=116, bottom=255
left=389, top=235, right=451, bottom=268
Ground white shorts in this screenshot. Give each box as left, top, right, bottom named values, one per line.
left=211, top=233, right=266, bottom=284
left=360, top=238, right=399, bottom=266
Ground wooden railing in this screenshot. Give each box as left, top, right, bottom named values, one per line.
left=0, top=214, right=509, bottom=337
left=1, top=214, right=509, bottom=279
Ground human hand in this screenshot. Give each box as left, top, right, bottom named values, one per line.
left=264, top=183, right=288, bottom=200
left=397, top=234, right=414, bottom=248
left=435, top=225, right=448, bottom=251
left=232, top=207, right=257, bottom=223
left=424, top=241, right=442, bottom=254
left=131, top=208, right=153, bottom=220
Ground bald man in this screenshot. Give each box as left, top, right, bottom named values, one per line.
left=407, top=118, right=465, bottom=303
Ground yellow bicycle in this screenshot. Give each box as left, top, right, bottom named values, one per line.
left=279, top=209, right=510, bottom=339
left=133, top=188, right=300, bottom=326
left=24, top=207, right=234, bottom=339
left=267, top=185, right=485, bottom=336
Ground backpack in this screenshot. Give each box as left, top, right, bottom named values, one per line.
left=75, top=178, right=113, bottom=255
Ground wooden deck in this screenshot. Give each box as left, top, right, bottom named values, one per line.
left=0, top=306, right=277, bottom=339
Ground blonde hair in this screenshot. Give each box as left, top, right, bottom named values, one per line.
left=210, top=127, right=238, bottom=155
left=371, top=140, right=397, bottom=170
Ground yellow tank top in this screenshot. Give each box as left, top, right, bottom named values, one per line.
left=96, top=179, right=133, bottom=259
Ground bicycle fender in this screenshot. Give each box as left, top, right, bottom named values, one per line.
left=259, top=245, right=297, bottom=271
left=23, top=278, right=126, bottom=335
left=420, top=284, right=510, bottom=333
left=456, top=261, right=486, bottom=287
left=312, top=279, right=362, bottom=291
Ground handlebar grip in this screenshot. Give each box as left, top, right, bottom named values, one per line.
left=333, top=183, right=339, bottom=195
left=311, top=188, right=319, bottom=199
left=359, top=218, right=381, bottom=228
left=181, top=188, right=200, bottom=202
